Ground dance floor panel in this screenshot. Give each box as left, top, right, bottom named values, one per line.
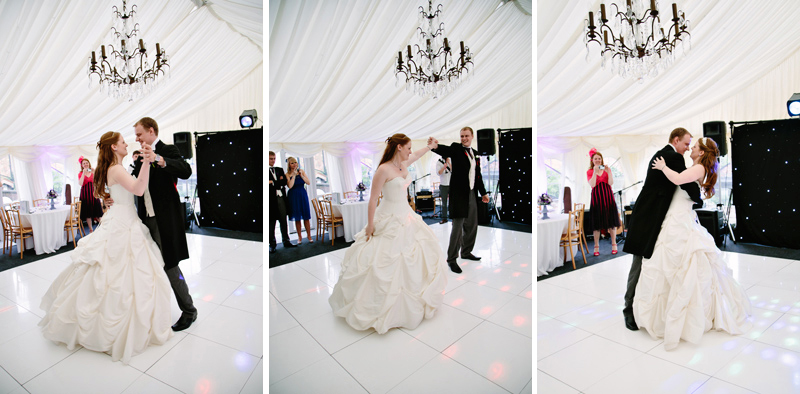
left=268, top=224, right=533, bottom=394
left=537, top=252, right=800, bottom=394
left=0, top=234, right=263, bottom=394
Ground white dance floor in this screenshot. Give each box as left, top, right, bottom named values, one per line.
left=538, top=252, right=800, bottom=394
left=0, top=234, right=263, bottom=394
left=269, top=223, right=533, bottom=394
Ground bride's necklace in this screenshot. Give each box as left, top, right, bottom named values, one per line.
left=392, top=160, right=402, bottom=170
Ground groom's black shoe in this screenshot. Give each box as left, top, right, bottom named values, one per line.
left=447, top=260, right=463, bottom=274
left=283, top=242, right=297, bottom=248
left=461, top=253, right=481, bottom=261
left=172, top=313, right=198, bottom=332
left=270, top=245, right=277, bottom=253
left=623, top=308, right=638, bottom=331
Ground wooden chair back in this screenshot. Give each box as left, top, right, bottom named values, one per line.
left=343, top=191, right=357, bottom=200
left=33, top=199, right=48, bottom=208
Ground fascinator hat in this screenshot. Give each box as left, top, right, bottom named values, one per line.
left=78, top=156, right=86, bottom=165
left=588, top=148, right=598, bottom=157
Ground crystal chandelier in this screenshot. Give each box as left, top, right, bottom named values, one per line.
left=395, top=0, right=474, bottom=99
left=88, top=0, right=169, bottom=101
left=584, top=0, right=690, bottom=81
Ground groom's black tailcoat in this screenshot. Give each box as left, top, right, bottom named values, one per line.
left=133, top=140, right=191, bottom=270
left=431, top=143, right=487, bottom=219
left=623, top=145, right=703, bottom=259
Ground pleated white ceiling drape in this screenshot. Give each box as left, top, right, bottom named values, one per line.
left=0, top=0, right=263, bottom=150
left=538, top=0, right=800, bottom=203
left=269, top=0, right=532, bottom=149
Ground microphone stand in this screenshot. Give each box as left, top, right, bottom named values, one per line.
left=615, top=180, right=642, bottom=244
left=411, top=173, right=430, bottom=215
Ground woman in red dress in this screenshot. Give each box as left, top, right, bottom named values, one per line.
left=78, top=157, right=105, bottom=233
left=586, top=149, right=620, bottom=256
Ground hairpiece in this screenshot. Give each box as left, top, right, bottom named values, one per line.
left=78, top=156, right=85, bottom=165
left=589, top=148, right=598, bottom=157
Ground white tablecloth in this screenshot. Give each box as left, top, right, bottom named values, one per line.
left=537, top=213, right=571, bottom=276
left=331, top=201, right=368, bottom=242
left=19, top=206, right=71, bottom=255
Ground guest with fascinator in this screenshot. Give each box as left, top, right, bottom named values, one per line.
left=78, top=156, right=105, bottom=232
left=586, top=148, right=620, bottom=256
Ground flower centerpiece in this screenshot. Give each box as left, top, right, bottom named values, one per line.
left=355, top=182, right=367, bottom=201
left=538, top=193, right=552, bottom=219
left=46, top=189, right=59, bottom=210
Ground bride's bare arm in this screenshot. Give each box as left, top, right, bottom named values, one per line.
left=365, top=165, right=389, bottom=240
left=402, top=138, right=438, bottom=167
left=653, top=157, right=704, bottom=185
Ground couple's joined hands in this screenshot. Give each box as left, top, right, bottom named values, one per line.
left=427, top=137, right=438, bottom=150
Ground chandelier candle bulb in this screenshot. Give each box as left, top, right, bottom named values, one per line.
left=139, top=39, right=144, bottom=52
left=672, top=3, right=677, bottom=19
left=91, top=51, right=96, bottom=64
left=407, top=45, right=412, bottom=58
left=589, top=12, right=594, bottom=28
left=398, top=51, right=403, bottom=63
left=601, top=4, right=607, bottom=22
left=650, top=0, right=656, bottom=12
left=156, top=43, right=160, bottom=55
left=101, top=45, right=106, bottom=58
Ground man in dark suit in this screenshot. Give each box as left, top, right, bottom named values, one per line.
left=269, top=151, right=296, bottom=252
left=431, top=127, right=489, bottom=274
left=622, top=127, right=703, bottom=331
left=133, top=117, right=197, bottom=332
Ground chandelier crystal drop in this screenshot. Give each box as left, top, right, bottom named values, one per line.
left=88, top=0, right=169, bottom=101
left=395, top=1, right=474, bottom=99
left=584, top=0, right=690, bottom=81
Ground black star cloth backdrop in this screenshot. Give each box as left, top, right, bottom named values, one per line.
left=498, top=128, right=532, bottom=224
left=731, top=120, right=799, bottom=248
left=195, top=128, right=263, bottom=232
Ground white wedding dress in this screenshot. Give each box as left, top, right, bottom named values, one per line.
left=329, top=174, right=447, bottom=334
left=39, top=183, right=174, bottom=363
left=634, top=183, right=752, bottom=350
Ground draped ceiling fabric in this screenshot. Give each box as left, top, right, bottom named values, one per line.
left=538, top=0, right=800, bottom=204
left=269, top=0, right=533, bottom=153
left=0, top=0, right=263, bottom=152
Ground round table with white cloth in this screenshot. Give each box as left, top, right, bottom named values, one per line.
left=537, top=213, right=577, bottom=276
left=19, top=205, right=72, bottom=255
left=331, top=201, right=369, bottom=242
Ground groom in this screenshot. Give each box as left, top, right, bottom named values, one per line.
left=431, top=127, right=490, bottom=274
left=622, top=127, right=703, bottom=330
left=132, top=117, right=198, bottom=331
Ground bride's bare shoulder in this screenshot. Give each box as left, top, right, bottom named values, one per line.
left=106, top=164, right=126, bottom=186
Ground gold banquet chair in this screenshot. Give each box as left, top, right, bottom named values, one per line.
left=573, top=203, right=589, bottom=256
left=64, top=201, right=85, bottom=247
left=310, top=199, right=325, bottom=242
left=318, top=199, right=343, bottom=245
left=5, top=208, right=33, bottom=259
left=559, top=209, right=587, bottom=269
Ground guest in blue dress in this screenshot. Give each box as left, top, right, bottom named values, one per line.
left=286, top=157, right=314, bottom=244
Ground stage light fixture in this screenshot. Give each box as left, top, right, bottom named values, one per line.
left=239, top=109, right=258, bottom=128
left=787, top=93, right=800, bottom=117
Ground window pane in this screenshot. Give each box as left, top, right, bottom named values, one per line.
left=1, top=155, right=17, bottom=202
left=314, top=152, right=329, bottom=194
left=360, top=158, right=373, bottom=189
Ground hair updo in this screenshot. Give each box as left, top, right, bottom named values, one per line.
left=379, top=134, right=411, bottom=166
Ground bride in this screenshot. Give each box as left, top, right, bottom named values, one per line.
left=329, top=134, right=447, bottom=334
left=39, top=131, right=173, bottom=363
left=637, top=137, right=751, bottom=350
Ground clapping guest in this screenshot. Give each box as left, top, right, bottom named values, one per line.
left=78, top=157, right=105, bottom=233
left=286, top=157, right=314, bottom=244
left=586, top=149, right=620, bottom=256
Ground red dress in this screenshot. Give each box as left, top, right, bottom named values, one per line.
left=587, top=169, right=620, bottom=231
left=79, top=172, right=104, bottom=220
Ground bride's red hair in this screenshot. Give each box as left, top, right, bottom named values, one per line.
left=697, top=138, right=719, bottom=199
